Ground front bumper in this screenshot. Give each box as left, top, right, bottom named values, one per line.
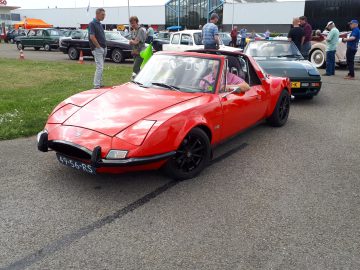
left=37, top=131, right=176, bottom=168
left=291, top=80, right=322, bottom=97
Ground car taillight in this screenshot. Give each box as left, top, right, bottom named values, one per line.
left=311, top=82, right=321, bottom=87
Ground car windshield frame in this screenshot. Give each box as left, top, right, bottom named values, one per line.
left=133, top=54, right=222, bottom=94
left=105, top=31, right=128, bottom=42
left=244, top=40, right=304, bottom=59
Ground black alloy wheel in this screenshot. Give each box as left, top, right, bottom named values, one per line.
left=111, top=48, right=124, bottom=63
left=267, top=89, right=290, bottom=127
left=68, top=47, right=79, bottom=60
left=163, top=128, right=211, bottom=180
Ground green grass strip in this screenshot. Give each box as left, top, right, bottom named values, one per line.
left=0, top=58, right=132, bottom=140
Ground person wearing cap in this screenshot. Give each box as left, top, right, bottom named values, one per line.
left=202, top=13, right=220, bottom=50
left=342, top=19, right=360, bottom=79
left=323, top=21, right=339, bottom=76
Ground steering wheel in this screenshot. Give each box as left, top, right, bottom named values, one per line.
left=199, top=78, right=212, bottom=86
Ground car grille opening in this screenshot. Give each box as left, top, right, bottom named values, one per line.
left=50, top=141, right=91, bottom=160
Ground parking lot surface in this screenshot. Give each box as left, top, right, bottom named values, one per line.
left=1, top=63, right=360, bottom=269
left=0, top=43, right=132, bottom=65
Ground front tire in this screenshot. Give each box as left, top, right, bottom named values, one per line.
left=17, top=42, right=23, bottom=50
left=163, top=128, right=211, bottom=180
left=310, top=49, right=325, bottom=68
left=267, top=90, right=290, bottom=127
left=111, top=48, right=124, bottom=63
left=44, top=43, right=51, bottom=51
left=68, top=47, right=79, bottom=60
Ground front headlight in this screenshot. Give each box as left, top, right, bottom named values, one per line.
left=106, top=150, right=128, bottom=160
left=116, top=120, right=156, bottom=146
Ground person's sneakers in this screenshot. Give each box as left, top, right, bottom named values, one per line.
left=344, top=75, right=355, bottom=80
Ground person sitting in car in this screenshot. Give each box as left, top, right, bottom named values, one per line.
left=312, top=29, right=325, bottom=42
left=199, top=61, right=250, bottom=92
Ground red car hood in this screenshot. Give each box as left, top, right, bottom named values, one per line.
left=64, top=83, right=203, bottom=136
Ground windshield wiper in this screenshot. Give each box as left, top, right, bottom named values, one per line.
left=151, top=82, right=181, bottom=91
left=131, top=80, right=148, bottom=88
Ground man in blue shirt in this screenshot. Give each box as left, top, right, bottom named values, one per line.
left=342, top=19, right=360, bottom=79
left=239, top=27, right=247, bottom=49
left=202, top=13, right=220, bottom=50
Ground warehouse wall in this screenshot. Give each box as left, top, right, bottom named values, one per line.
left=223, top=1, right=306, bottom=25
left=15, top=6, right=165, bottom=28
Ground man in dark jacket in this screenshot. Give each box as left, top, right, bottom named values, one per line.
left=288, top=17, right=305, bottom=52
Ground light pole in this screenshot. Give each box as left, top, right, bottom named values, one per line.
left=128, top=0, right=130, bottom=20
left=232, top=0, right=234, bottom=29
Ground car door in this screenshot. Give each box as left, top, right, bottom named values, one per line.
left=22, top=29, right=35, bottom=46
left=34, top=29, right=43, bottom=47
left=178, top=33, right=194, bottom=51
left=220, top=57, right=268, bottom=139
left=169, top=33, right=181, bottom=51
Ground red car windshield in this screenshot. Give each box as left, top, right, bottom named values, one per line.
left=134, top=54, right=221, bottom=93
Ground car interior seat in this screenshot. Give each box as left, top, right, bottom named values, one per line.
left=226, top=56, right=246, bottom=80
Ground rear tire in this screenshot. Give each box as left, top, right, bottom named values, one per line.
left=68, top=47, right=79, bottom=60
left=17, top=42, right=23, bottom=50
left=310, top=49, right=325, bottom=68
left=163, top=128, right=211, bottom=181
left=111, top=48, right=124, bottom=63
left=44, top=44, right=51, bottom=51
left=267, top=90, right=290, bottom=127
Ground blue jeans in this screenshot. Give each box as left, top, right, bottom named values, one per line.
left=301, top=41, right=311, bottom=60
left=346, top=47, right=357, bottom=77
left=326, top=50, right=336, bottom=75
left=91, top=47, right=107, bottom=88
left=204, top=44, right=217, bottom=50
left=240, top=38, right=246, bottom=49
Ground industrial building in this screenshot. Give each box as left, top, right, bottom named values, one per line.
left=5, top=0, right=359, bottom=33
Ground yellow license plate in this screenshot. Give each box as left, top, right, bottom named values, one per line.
left=291, top=82, right=301, bottom=88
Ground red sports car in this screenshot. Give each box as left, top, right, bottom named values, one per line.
left=37, top=50, right=291, bottom=180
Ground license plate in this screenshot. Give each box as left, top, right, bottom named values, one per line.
left=291, top=82, right=301, bottom=88
left=56, top=153, right=96, bottom=175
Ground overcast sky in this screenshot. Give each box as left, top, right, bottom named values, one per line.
left=7, top=0, right=299, bottom=9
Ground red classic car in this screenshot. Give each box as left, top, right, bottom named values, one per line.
left=37, top=50, right=291, bottom=180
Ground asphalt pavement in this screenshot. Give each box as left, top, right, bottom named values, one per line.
left=0, top=43, right=132, bottom=65
left=1, top=62, right=360, bottom=269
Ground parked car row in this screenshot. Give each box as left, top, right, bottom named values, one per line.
left=60, top=30, right=132, bottom=63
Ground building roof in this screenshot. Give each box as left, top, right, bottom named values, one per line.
left=0, top=5, right=20, bottom=11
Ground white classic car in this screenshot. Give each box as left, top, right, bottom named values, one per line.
left=162, top=30, right=241, bottom=52
left=310, top=31, right=360, bottom=68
